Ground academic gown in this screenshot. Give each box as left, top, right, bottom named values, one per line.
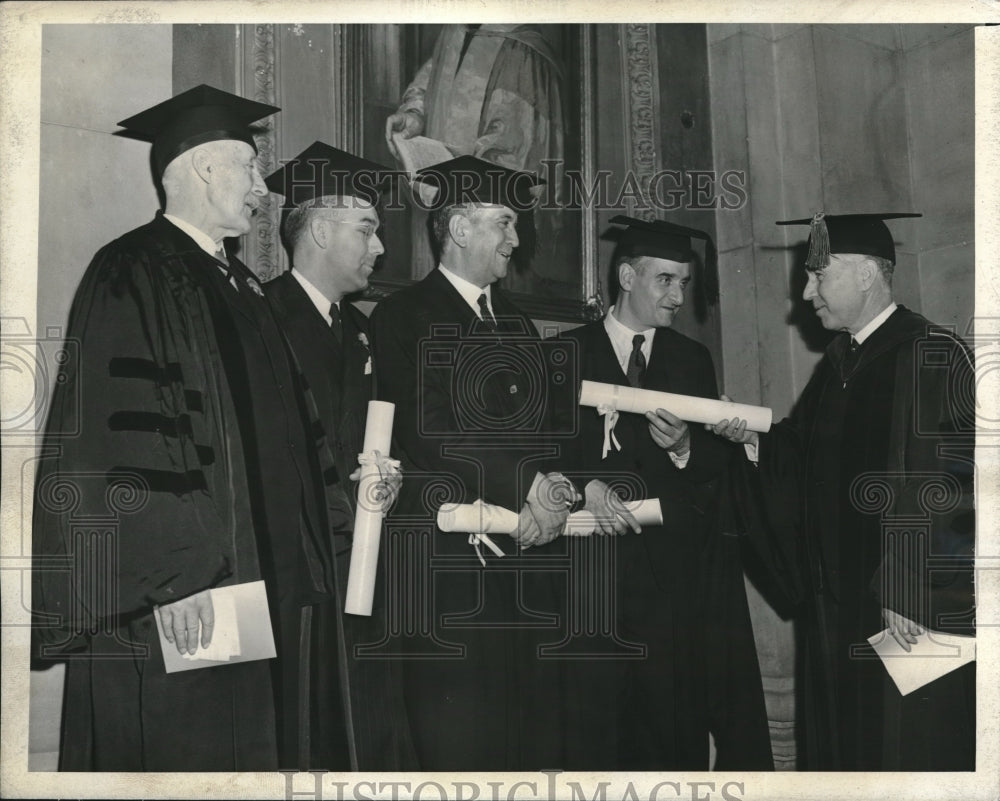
left=740, top=305, right=976, bottom=770
left=32, top=214, right=346, bottom=771
left=369, top=268, right=573, bottom=771
left=559, top=321, right=773, bottom=771
left=266, top=272, right=417, bottom=770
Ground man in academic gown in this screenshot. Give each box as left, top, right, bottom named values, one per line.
left=31, top=86, right=352, bottom=771
left=368, top=156, right=631, bottom=770
left=712, top=212, right=976, bottom=770
left=264, top=141, right=416, bottom=770
left=558, top=216, right=772, bottom=770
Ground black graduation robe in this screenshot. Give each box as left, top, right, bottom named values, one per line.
left=266, top=271, right=417, bottom=770
left=32, top=214, right=347, bottom=771
left=558, top=320, right=773, bottom=771
left=368, top=268, right=572, bottom=771
left=739, top=305, right=976, bottom=770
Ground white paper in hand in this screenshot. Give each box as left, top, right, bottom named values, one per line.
left=867, top=625, right=975, bottom=696
left=181, top=588, right=241, bottom=661
left=156, top=580, right=275, bottom=673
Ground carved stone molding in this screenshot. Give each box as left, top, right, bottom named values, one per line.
left=579, top=24, right=603, bottom=320
left=240, top=23, right=282, bottom=280
left=621, top=23, right=660, bottom=221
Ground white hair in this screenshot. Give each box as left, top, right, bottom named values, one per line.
left=160, top=149, right=194, bottom=198
left=161, top=140, right=240, bottom=197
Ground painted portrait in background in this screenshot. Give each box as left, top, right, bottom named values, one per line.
left=365, top=24, right=586, bottom=313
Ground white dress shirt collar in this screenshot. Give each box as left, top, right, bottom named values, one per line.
left=162, top=214, right=221, bottom=258
left=438, top=265, right=494, bottom=319
left=292, top=269, right=336, bottom=326
left=854, top=302, right=897, bottom=345
left=604, top=305, right=655, bottom=372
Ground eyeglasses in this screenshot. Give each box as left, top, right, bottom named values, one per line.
left=326, top=219, right=380, bottom=242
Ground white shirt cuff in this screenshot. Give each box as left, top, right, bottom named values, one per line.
left=669, top=448, right=690, bottom=469
left=744, top=440, right=759, bottom=464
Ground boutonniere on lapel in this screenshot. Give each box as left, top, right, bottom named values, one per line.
left=245, top=275, right=264, bottom=297
left=358, top=332, right=372, bottom=375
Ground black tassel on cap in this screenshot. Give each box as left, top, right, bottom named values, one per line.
left=805, top=212, right=830, bottom=272
left=778, top=212, right=922, bottom=267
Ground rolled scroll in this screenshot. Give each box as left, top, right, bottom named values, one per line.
left=345, top=401, right=396, bottom=616
left=438, top=498, right=663, bottom=539
left=579, top=380, right=773, bottom=433
left=563, top=498, right=663, bottom=534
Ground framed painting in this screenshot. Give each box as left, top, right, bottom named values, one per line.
left=239, top=23, right=602, bottom=322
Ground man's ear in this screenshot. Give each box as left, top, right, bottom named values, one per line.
left=448, top=212, right=470, bottom=249
left=857, top=257, right=879, bottom=290
left=190, top=147, right=213, bottom=185
left=309, top=213, right=328, bottom=249
left=618, top=261, right=636, bottom=293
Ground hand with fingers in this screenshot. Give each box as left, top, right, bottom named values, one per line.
left=645, top=407, right=690, bottom=456
left=883, top=607, right=924, bottom=653
left=583, top=479, right=642, bottom=536
left=157, top=589, right=215, bottom=656
left=515, top=472, right=579, bottom=549
left=706, top=394, right=759, bottom=447
left=384, top=110, right=424, bottom=159
left=349, top=463, right=403, bottom=514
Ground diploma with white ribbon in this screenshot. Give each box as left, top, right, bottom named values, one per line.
left=579, top=380, right=772, bottom=458
left=438, top=498, right=663, bottom=563
left=345, top=401, right=398, bottom=616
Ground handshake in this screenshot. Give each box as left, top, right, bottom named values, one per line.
left=515, top=472, right=642, bottom=547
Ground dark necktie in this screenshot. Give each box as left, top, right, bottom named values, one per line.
left=626, top=334, right=646, bottom=388
left=477, top=293, right=497, bottom=333
left=842, top=336, right=861, bottom=377
left=329, top=302, right=343, bottom=345
left=214, top=247, right=239, bottom=292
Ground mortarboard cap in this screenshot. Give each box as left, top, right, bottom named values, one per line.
left=776, top=212, right=922, bottom=271
left=608, top=215, right=719, bottom=305
left=265, top=141, right=390, bottom=209
left=413, top=155, right=544, bottom=212
left=117, top=84, right=279, bottom=178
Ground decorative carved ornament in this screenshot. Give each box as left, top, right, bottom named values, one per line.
left=622, top=23, right=659, bottom=222
left=248, top=24, right=280, bottom=281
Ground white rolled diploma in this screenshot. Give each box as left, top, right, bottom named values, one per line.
left=437, top=498, right=663, bottom=537
left=344, top=400, right=395, bottom=616
left=579, top=380, right=773, bottom=433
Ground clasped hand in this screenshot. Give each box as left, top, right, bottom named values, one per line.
left=582, top=479, right=642, bottom=536
left=348, top=465, right=402, bottom=514
left=514, top=473, right=642, bottom=547
left=515, top=472, right=578, bottom=548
